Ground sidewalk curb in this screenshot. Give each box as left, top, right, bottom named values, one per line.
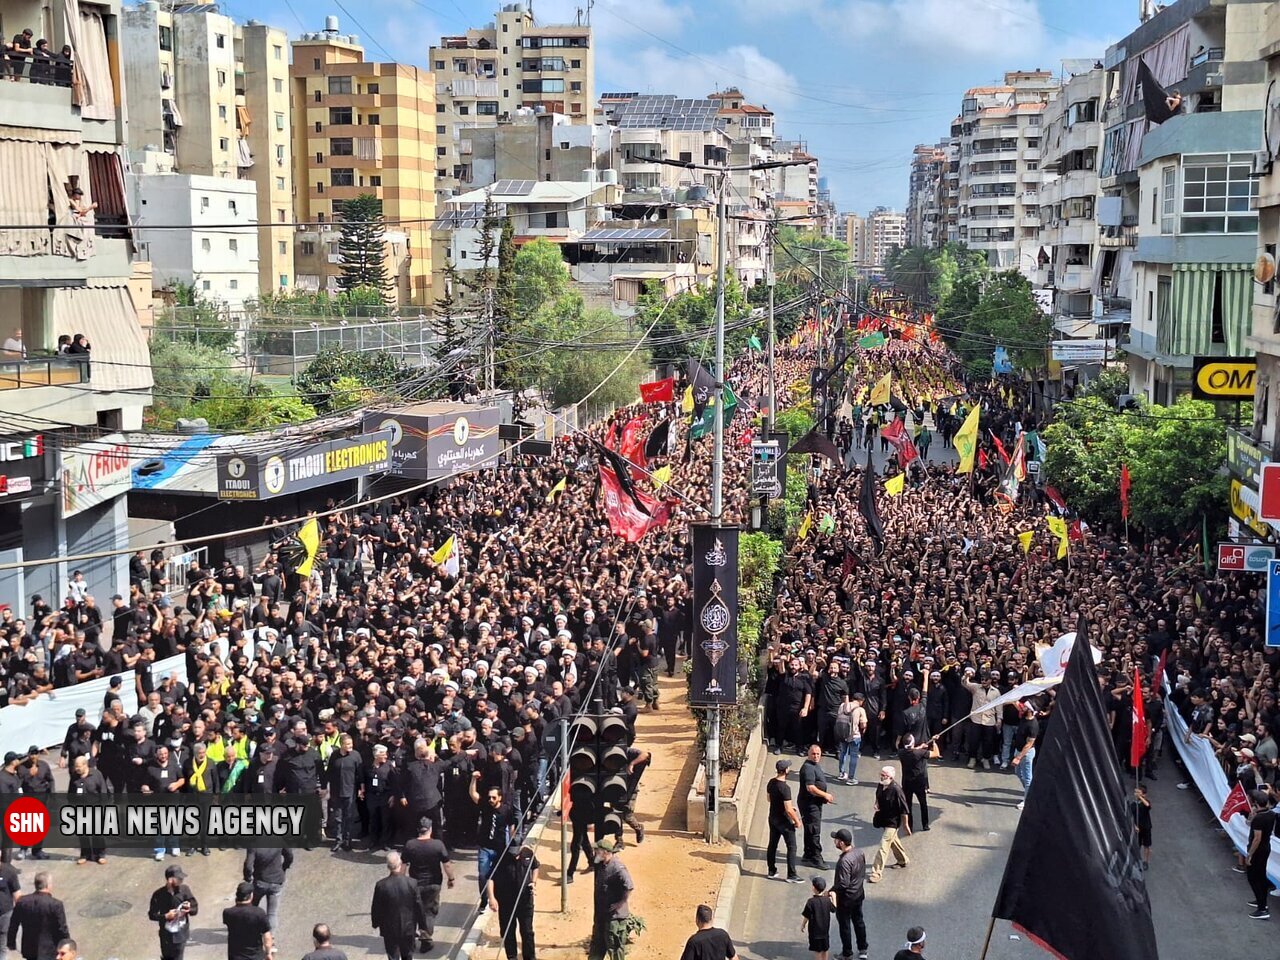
left=712, top=836, right=748, bottom=930
left=457, top=815, right=553, bottom=958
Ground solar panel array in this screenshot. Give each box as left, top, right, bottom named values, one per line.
left=581, top=228, right=672, bottom=242
left=435, top=203, right=488, bottom=229
left=490, top=179, right=536, bottom=196
left=614, top=95, right=719, bottom=131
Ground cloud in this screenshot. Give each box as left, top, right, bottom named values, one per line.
left=533, top=0, right=690, bottom=39
left=599, top=44, right=801, bottom=107
left=818, top=0, right=1049, bottom=61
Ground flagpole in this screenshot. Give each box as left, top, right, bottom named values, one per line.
left=977, top=916, right=996, bottom=960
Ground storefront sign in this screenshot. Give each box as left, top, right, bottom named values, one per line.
left=365, top=407, right=501, bottom=480
left=62, top=437, right=135, bottom=518
left=1217, top=542, right=1276, bottom=572
left=1192, top=356, right=1257, bottom=401
left=0, top=434, right=49, bottom=500
left=1229, top=478, right=1273, bottom=539
left=217, top=431, right=392, bottom=501
left=1227, top=429, right=1271, bottom=487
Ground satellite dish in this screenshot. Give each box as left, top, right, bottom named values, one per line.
left=1257, top=252, right=1277, bottom=285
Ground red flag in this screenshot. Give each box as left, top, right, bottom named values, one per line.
left=991, top=431, right=1011, bottom=465
left=639, top=377, right=675, bottom=403
left=881, top=419, right=904, bottom=444
left=978, top=448, right=988, bottom=470
left=1130, top=667, right=1148, bottom=770
left=604, top=421, right=621, bottom=451
left=598, top=466, right=671, bottom=543
left=841, top=547, right=856, bottom=580
left=1119, top=463, right=1131, bottom=520
left=1069, top=519, right=1089, bottom=542
left=1044, top=485, right=1067, bottom=512
left=1220, top=781, right=1251, bottom=822
left=897, top=437, right=919, bottom=466
left=619, top=417, right=647, bottom=470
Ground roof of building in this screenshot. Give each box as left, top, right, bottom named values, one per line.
left=450, top=179, right=600, bottom=205
left=612, top=95, right=720, bottom=131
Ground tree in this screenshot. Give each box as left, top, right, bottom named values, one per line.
left=472, top=190, right=501, bottom=291
left=1084, top=368, right=1131, bottom=407
left=773, top=226, right=849, bottom=288
left=432, top=260, right=466, bottom=357
left=635, top=277, right=754, bottom=364
left=885, top=246, right=938, bottom=304
left=294, top=345, right=415, bottom=413
left=495, top=218, right=518, bottom=323
left=336, top=193, right=391, bottom=301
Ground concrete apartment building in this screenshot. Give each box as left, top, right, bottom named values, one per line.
left=121, top=2, right=292, bottom=298
left=866, top=206, right=907, bottom=270
left=906, top=143, right=946, bottom=248
left=290, top=18, right=436, bottom=305
left=712, top=87, right=775, bottom=286
left=429, top=2, right=592, bottom=204
left=0, top=0, right=153, bottom=607
left=844, top=213, right=867, bottom=267
left=940, top=137, right=961, bottom=243
left=953, top=70, right=1060, bottom=274
left=1098, top=0, right=1266, bottom=404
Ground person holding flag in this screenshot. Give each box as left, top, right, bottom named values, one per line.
left=953, top=405, right=980, bottom=474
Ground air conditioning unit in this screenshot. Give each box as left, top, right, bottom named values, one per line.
left=296, top=224, right=308, bottom=232
left=1254, top=150, right=1273, bottom=177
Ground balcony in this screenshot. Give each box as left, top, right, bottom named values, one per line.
left=1097, top=223, right=1137, bottom=248
left=1057, top=264, right=1092, bottom=291
left=441, top=78, right=499, bottom=99
left=971, top=148, right=1019, bottom=161
left=0, top=356, right=89, bottom=390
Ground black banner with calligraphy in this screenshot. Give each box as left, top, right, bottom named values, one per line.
left=689, top=523, right=739, bottom=706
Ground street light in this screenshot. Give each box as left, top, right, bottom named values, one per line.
left=643, top=153, right=810, bottom=844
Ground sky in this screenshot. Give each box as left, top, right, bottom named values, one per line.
left=238, top=0, right=1139, bottom=214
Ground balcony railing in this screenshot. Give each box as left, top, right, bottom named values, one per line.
left=1189, top=47, right=1224, bottom=70
left=0, top=356, right=90, bottom=390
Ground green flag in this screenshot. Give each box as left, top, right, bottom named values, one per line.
left=818, top=513, right=836, bottom=535
left=858, top=332, right=887, bottom=349
left=690, top=384, right=738, bottom=440
left=1202, top=514, right=1211, bottom=572
left=748, top=334, right=762, bottom=351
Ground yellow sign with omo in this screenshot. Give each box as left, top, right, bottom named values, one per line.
left=1229, top=479, right=1272, bottom=537
left=1192, top=356, right=1256, bottom=400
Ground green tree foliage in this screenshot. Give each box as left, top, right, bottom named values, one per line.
left=185, top=381, right=317, bottom=431
left=773, top=226, right=849, bottom=288
left=250, top=288, right=388, bottom=319
left=1084, top=367, right=1131, bottom=407
left=293, top=344, right=414, bottom=413
left=635, top=277, right=753, bottom=364
left=336, top=194, right=391, bottom=301
left=774, top=401, right=816, bottom=445
left=1042, top=395, right=1227, bottom=532
left=432, top=261, right=466, bottom=356
left=884, top=246, right=938, bottom=304
left=161, top=282, right=235, bottom=349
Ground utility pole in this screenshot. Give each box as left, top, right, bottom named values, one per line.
left=766, top=258, right=777, bottom=434
left=484, top=286, right=495, bottom=394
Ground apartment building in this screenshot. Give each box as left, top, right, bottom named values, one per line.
left=953, top=70, right=1060, bottom=273
left=290, top=18, right=436, bottom=304
left=940, top=137, right=961, bottom=243
left=0, top=0, right=153, bottom=607
left=711, top=88, right=775, bottom=286
left=120, top=2, right=293, bottom=296
left=866, top=207, right=907, bottom=270
left=907, top=143, right=946, bottom=248
left=1098, top=0, right=1266, bottom=403
left=429, top=2, right=592, bottom=204
left=844, top=213, right=867, bottom=268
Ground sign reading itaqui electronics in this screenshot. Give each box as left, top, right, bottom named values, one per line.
left=217, top=432, right=392, bottom=500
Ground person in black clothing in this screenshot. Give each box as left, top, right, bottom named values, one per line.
left=471, top=776, right=516, bottom=905
left=775, top=659, right=813, bottom=753
left=222, top=882, right=272, bottom=960
left=1132, top=783, right=1152, bottom=870
left=20, top=747, right=53, bottom=860
left=301, top=923, right=346, bottom=960
left=7, top=873, right=67, bottom=960
left=327, top=734, right=363, bottom=851
left=401, top=818, right=454, bottom=951
left=147, top=866, right=197, bottom=960
left=363, top=744, right=396, bottom=851
left=797, top=744, right=834, bottom=868
left=0, top=753, right=24, bottom=865
left=243, top=846, right=292, bottom=934
left=830, top=828, right=869, bottom=960
left=370, top=852, right=424, bottom=960
left=678, top=904, right=736, bottom=960
left=398, top=741, right=445, bottom=845
left=92, top=710, right=127, bottom=793
left=891, top=926, right=928, bottom=960
left=68, top=756, right=108, bottom=864
left=852, top=660, right=885, bottom=758
left=488, top=841, right=538, bottom=960
left=800, top=876, right=833, bottom=960
left=0, top=856, right=19, bottom=955
left=814, top=660, right=848, bottom=754
left=766, top=758, right=802, bottom=881
left=1246, top=789, right=1275, bottom=919
left=896, top=735, right=933, bottom=832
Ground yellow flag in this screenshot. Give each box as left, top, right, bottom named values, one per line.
left=432, top=535, right=456, bottom=566
left=545, top=477, right=567, bottom=503
left=651, top=465, right=672, bottom=487
left=1017, top=530, right=1034, bottom=554
left=295, top=518, right=320, bottom=577
left=884, top=472, right=905, bottom=497
left=1046, top=516, right=1069, bottom=559
left=869, top=372, right=891, bottom=407
left=798, top=511, right=813, bottom=540
left=953, top=405, right=981, bottom=474
left=681, top=386, right=694, bottom=414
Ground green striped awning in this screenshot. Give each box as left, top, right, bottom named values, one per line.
left=1163, top=263, right=1252, bottom=357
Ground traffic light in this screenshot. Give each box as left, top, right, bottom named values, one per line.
left=568, top=714, right=630, bottom=837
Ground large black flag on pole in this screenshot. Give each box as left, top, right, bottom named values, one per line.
left=1137, top=58, right=1179, bottom=125
left=785, top=428, right=843, bottom=466
left=991, top=622, right=1158, bottom=960
left=858, top=447, right=884, bottom=547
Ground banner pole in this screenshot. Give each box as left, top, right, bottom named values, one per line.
left=977, top=916, right=996, bottom=960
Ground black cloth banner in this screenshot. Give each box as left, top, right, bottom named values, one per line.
left=992, top=624, right=1158, bottom=959
left=858, top=448, right=884, bottom=547
left=686, top=359, right=716, bottom=419
left=689, top=524, right=739, bottom=707
left=785, top=428, right=842, bottom=466
left=1138, top=58, right=1178, bottom=125
left=644, top=420, right=672, bottom=460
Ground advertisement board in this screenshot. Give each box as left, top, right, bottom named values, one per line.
left=1217, top=542, right=1276, bottom=572
left=0, top=434, right=49, bottom=501
left=1192, top=356, right=1256, bottom=401
left=366, top=406, right=501, bottom=480
left=217, top=432, right=392, bottom=501
left=62, top=436, right=134, bottom=517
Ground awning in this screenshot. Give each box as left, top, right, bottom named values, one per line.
left=1162, top=263, right=1251, bottom=356
left=0, top=125, right=81, bottom=144
left=50, top=286, right=151, bottom=392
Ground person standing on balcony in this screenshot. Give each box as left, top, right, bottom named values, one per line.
left=2, top=329, right=24, bottom=359
left=6, top=30, right=33, bottom=81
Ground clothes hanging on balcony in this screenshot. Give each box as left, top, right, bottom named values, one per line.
left=236, top=138, right=254, bottom=168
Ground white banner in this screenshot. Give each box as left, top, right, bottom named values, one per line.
left=0, top=653, right=187, bottom=758
left=1164, top=688, right=1280, bottom=888
left=61, top=435, right=135, bottom=518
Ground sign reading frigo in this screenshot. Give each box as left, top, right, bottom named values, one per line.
left=217, top=431, right=392, bottom=501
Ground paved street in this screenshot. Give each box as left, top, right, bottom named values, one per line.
left=730, top=750, right=1271, bottom=959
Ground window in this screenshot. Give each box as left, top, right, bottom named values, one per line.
left=313, top=58, right=321, bottom=70
left=201, top=238, right=212, bottom=252
left=329, top=107, right=353, bottom=125
left=1211, top=273, right=1226, bottom=343
left=328, top=76, right=352, bottom=95
left=438, top=168, right=447, bottom=178
left=200, top=196, right=210, bottom=211
left=280, top=274, right=288, bottom=287
left=277, top=209, right=286, bottom=222
left=437, top=147, right=447, bottom=157
left=274, top=78, right=283, bottom=93
left=570, top=81, right=582, bottom=93
left=679, top=151, right=692, bottom=163
left=202, top=280, right=211, bottom=291
left=228, top=200, right=237, bottom=214
left=571, top=59, right=581, bottom=68
left=218, top=105, right=228, bottom=120
left=330, top=137, right=354, bottom=156
left=275, top=112, right=285, bottom=131
left=278, top=241, right=287, bottom=255
left=159, top=26, right=172, bottom=51
left=1181, top=154, right=1258, bottom=234
left=316, top=152, right=324, bottom=164
left=1161, top=166, right=1176, bottom=234
left=276, top=177, right=285, bottom=190
left=276, top=144, right=285, bottom=163
left=229, top=279, right=238, bottom=290
left=370, top=82, right=382, bottom=94
left=437, top=103, right=446, bottom=113
left=229, top=238, right=238, bottom=252
left=453, top=59, right=469, bottom=73
left=274, top=45, right=283, bottom=60
left=477, top=101, right=499, bottom=116
left=315, top=121, right=322, bottom=133
left=458, top=105, right=470, bottom=115
left=370, top=175, right=381, bottom=186
left=219, top=137, right=229, bottom=150
left=317, top=182, right=324, bottom=194
left=559, top=141, right=570, bottom=150
left=301, top=241, right=316, bottom=255
left=217, top=70, right=227, bottom=87
left=367, top=114, right=380, bottom=126
left=314, top=90, right=322, bottom=103
left=216, top=34, right=226, bottom=48
left=331, top=168, right=354, bottom=187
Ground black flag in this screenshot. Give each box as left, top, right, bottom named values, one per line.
left=644, top=420, right=672, bottom=460
left=1137, top=58, right=1178, bottom=125
left=596, top=442, right=651, bottom=516
left=992, top=623, right=1157, bottom=960
left=858, top=448, right=884, bottom=547
left=686, top=359, right=716, bottom=419
left=785, top=428, right=842, bottom=466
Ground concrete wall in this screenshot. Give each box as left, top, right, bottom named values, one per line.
left=242, top=21, right=294, bottom=293
left=121, top=3, right=166, bottom=158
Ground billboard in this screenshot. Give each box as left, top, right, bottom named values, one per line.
left=217, top=431, right=392, bottom=501
left=62, top=437, right=135, bottom=518
left=0, top=434, right=49, bottom=501
left=1192, top=356, right=1256, bottom=401
left=366, top=406, right=501, bottom=480
left=1217, top=542, right=1276, bottom=573
left=1267, top=560, right=1280, bottom=649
